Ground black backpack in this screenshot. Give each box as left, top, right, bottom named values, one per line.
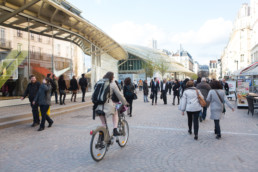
left=92, top=79, right=110, bottom=105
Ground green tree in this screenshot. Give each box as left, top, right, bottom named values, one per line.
left=142, top=59, right=155, bottom=79
left=155, top=60, right=169, bottom=79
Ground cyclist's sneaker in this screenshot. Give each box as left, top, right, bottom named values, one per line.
left=113, top=128, right=121, bottom=136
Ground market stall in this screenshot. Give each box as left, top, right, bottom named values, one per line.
left=233, top=62, right=258, bottom=108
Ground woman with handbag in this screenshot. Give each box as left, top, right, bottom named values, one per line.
left=143, top=80, right=149, bottom=102
left=179, top=80, right=204, bottom=140
left=123, top=77, right=135, bottom=117
left=70, top=75, right=79, bottom=102
left=206, top=80, right=234, bottom=139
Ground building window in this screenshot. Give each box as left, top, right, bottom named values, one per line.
left=17, top=43, right=22, bottom=52
left=17, top=30, right=22, bottom=37
left=30, top=33, right=34, bottom=40
left=240, top=54, right=244, bottom=62
left=0, top=28, right=5, bottom=42
left=38, top=35, right=42, bottom=42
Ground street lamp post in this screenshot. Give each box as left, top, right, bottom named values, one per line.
left=234, top=60, right=238, bottom=70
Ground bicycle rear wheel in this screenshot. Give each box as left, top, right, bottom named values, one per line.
left=117, top=120, right=129, bottom=147
left=90, top=130, right=107, bottom=161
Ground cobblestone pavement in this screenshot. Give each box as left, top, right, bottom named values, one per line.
left=1, top=91, right=258, bottom=172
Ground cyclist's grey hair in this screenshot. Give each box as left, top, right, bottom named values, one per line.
left=201, top=77, right=206, bottom=82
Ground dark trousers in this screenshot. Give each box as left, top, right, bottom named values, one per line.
left=168, top=88, right=172, bottom=95
left=30, top=102, right=40, bottom=124
left=187, top=111, right=200, bottom=136
left=214, top=120, right=221, bottom=136
left=81, top=88, right=86, bottom=101
left=200, top=107, right=207, bottom=120
left=71, top=92, right=77, bottom=101
left=152, top=91, right=158, bottom=104
left=126, top=98, right=133, bottom=115
left=51, top=90, right=58, bottom=103
left=162, top=91, right=167, bottom=104
left=59, top=90, right=66, bottom=104
left=173, top=93, right=180, bottom=104
left=39, top=105, right=53, bottom=128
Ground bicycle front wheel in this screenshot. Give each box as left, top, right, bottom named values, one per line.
left=117, top=120, right=129, bottom=147
left=90, top=130, right=107, bottom=161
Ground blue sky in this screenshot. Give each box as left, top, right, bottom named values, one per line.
left=69, top=0, right=249, bottom=65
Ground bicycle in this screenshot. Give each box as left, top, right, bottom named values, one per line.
left=90, top=104, right=129, bottom=161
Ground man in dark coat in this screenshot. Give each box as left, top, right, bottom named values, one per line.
left=222, top=78, right=229, bottom=95
left=79, top=73, right=88, bottom=102
left=151, top=77, right=160, bottom=105
left=161, top=79, right=168, bottom=104
left=196, top=77, right=211, bottom=121
left=168, top=80, right=172, bottom=95
left=21, top=75, right=41, bottom=127
left=173, top=79, right=180, bottom=105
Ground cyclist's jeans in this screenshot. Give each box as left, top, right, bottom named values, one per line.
left=99, top=112, right=118, bottom=129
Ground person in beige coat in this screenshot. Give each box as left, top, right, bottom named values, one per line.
left=96, top=72, right=128, bottom=136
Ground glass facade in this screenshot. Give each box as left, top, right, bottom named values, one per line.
left=0, top=26, right=86, bottom=100
left=118, top=53, right=144, bottom=73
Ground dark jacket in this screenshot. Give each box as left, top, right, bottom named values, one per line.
left=168, top=82, right=172, bottom=89
left=151, top=81, right=160, bottom=92
left=196, top=81, right=211, bottom=100
left=47, top=77, right=56, bottom=91
left=58, top=79, right=67, bottom=91
left=161, top=82, right=168, bottom=92
left=79, top=77, right=88, bottom=89
left=34, top=84, right=52, bottom=106
left=173, top=82, right=180, bottom=95
left=70, top=78, right=78, bottom=91
left=23, top=81, right=41, bottom=102
left=143, top=82, right=149, bottom=95
left=222, top=82, right=229, bottom=92
left=123, top=84, right=135, bottom=100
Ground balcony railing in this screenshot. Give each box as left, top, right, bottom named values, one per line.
left=0, top=39, right=12, bottom=50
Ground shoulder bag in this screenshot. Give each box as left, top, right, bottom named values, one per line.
left=215, top=90, right=226, bottom=113
left=195, top=89, right=206, bottom=107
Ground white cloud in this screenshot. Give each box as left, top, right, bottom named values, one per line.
left=107, top=18, right=233, bottom=65
left=108, top=21, right=166, bottom=46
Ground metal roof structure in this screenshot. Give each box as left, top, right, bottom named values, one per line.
left=122, top=44, right=194, bottom=75
left=0, top=0, right=127, bottom=60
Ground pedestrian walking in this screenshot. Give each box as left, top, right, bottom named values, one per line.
left=181, top=78, right=189, bottom=97
left=196, top=77, right=211, bottom=122
left=143, top=80, right=149, bottom=102
left=221, top=78, right=229, bottom=95
left=58, top=75, right=67, bottom=105
left=70, top=75, right=79, bottom=102
left=79, top=73, right=88, bottom=102
left=179, top=80, right=204, bottom=140
left=52, top=74, right=58, bottom=104
left=33, top=77, right=54, bottom=131
left=151, top=77, right=160, bottom=105
left=206, top=80, right=234, bottom=139
left=138, top=79, right=143, bottom=91
left=161, top=79, right=168, bottom=104
left=123, top=77, right=135, bottom=117
left=172, top=79, right=180, bottom=105
left=21, top=75, right=41, bottom=127
left=168, top=80, right=172, bottom=95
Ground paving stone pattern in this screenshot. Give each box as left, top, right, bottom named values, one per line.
left=1, top=91, right=258, bottom=172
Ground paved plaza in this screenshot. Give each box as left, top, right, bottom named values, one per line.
left=1, top=92, right=258, bottom=172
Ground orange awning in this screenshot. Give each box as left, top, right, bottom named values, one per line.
left=33, top=66, right=52, bottom=77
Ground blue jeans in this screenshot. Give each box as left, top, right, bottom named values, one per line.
left=199, top=107, right=207, bottom=120
left=144, top=95, right=148, bottom=102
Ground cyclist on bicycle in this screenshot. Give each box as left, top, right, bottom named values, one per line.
left=95, top=72, right=128, bottom=136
